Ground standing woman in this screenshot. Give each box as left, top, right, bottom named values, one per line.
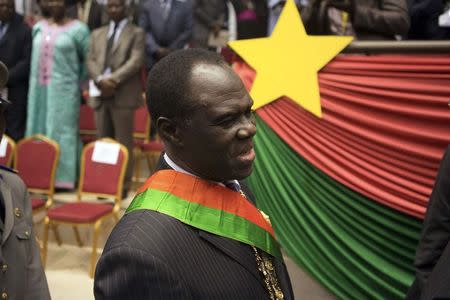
left=26, top=0, right=89, bottom=189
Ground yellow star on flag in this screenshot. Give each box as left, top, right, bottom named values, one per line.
left=228, top=0, right=353, bottom=117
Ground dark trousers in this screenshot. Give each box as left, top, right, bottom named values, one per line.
left=5, top=91, right=27, bottom=141
left=94, top=102, right=135, bottom=192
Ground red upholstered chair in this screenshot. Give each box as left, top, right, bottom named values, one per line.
left=14, top=135, right=60, bottom=216
left=79, top=104, right=97, bottom=143
left=132, top=103, right=164, bottom=188
left=42, top=138, right=129, bottom=278
left=0, top=135, right=15, bottom=167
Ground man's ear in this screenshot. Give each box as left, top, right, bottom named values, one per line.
left=157, top=117, right=183, bottom=147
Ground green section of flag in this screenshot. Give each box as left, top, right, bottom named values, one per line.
left=127, top=188, right=281, bottom=258
left=248, top=116, right=422, bottom=300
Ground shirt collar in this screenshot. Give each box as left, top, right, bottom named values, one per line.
left=108, top=18, right=128, bottom=32
left=163, top=153, right=241, bottom=189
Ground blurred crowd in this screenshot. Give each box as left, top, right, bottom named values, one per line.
left=0, top=0, right=449, bottom=191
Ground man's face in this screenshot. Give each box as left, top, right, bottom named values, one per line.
left=175, top=64, right=256, bottom=182
left=0, top=0, right=14, bottom=23
left=47, top=0, right=64, bottom=19
left=107, top=0, right=125, bottom=23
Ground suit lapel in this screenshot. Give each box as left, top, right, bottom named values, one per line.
left=98, top=26, right=108, bottom=69
left=0, top=179, right=13, bottom=245
left=165, top=0, right=178, bottom=25
left=0, top=22, right=13, bottom=47
left=198, top=230, right=264, bottom=287
left=112, top=23, right=130, bottom=54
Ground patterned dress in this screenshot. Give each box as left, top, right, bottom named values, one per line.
left=26, top=19, right=90, bottom=188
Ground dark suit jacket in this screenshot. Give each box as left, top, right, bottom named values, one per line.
left=407, top=0, right=450, bottom=40
left=138, top=0, right=193, bottom=69
left=192, top=0, right=226, bottom=48
left=94, top=157, right=294, bottom=299
left=0, top=168, right=51, bottom=300
left=0, top=13, right=31, bottom=140
left=406, top=146, right=450, bottom=300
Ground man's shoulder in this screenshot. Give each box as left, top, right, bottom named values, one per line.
left=126, top=23, right=145, bottom=35
left=0, top=166, right=26, bottom=192
left=91, top=25, right=108, bottom=37
left=105, top=210, right=196, bottom=252
left=11, top=13, right=30, bottom=32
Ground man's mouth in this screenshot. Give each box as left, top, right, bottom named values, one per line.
left=236, top=147, right=255, bottom=163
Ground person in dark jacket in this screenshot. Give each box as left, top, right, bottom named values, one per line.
left=0, top=0, right=31, bottom=141
left=304, top=0, right=410, bottom=40
left=406, top=146, right=450, bottom=300
left=0, top=60, right=51, bottom=300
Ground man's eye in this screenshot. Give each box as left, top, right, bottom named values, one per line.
left=218, top=118, right=235, bottom=127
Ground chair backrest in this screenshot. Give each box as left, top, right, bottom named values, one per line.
left=133, top=104, right=151, bottom=141
left=79, top=104, right=97, bottom=134
left=0, top=135, right=15, bottom=167
left=79, top=138, right=129, bottom=201
left=15, top=134, right=60, bottom=194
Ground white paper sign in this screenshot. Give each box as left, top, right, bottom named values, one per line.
left=0, top=137, right=7, bottom=158
left=439, top=9, right=450, bottom=27
left=88, top=80, right=101, bottom=97
left=91, top=141, right=120, bottom=165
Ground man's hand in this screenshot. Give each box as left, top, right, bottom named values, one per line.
left=98, top=78, right=117, bottom=98
left=155, top=48, right=171, bottom=60
left=329, top=0, right=353, bottom=14
left=211, top=23, right=221, bottom=37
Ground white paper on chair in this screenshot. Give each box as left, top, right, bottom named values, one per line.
left=92, top=141, right=120, bottom=165
left=0, top=137, right=7, bottom=157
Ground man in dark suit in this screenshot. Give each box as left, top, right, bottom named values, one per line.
left=94, top=49, right=294, bottom=299
left=406, top=146, right=450, bottom=300
left=191, top=0, right=227, bottom=48
left=0, top=61, right=51, bottom=300
left=406, top=147, right=450, bottom=300
left=86, top=0, right=145, bottom=195
left=0, top=0, right=31, bottom=141
left=138, top=0, right=193, bottom=71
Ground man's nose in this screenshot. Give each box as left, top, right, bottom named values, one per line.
left=237, top=116, right=256, bottom=139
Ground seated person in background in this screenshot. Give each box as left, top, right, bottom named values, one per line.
left=406, top=146, right=450, bottom=300
left=303, top=0, right=410, bottom=40
left=0, top=61, right=51, bottom=300
left=94, top=48, right=294, bottom=300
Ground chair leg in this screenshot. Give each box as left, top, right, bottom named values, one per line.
left=90, top=220, right=102, bottom=278
left=145, top=152, right=157, bottom=173
left=42, top=217, right=50, bottom=268
left=52, top=224, right=62, bottom=246
left=133, top=148, right=142, bottom=189
left=72, top=226, right=83, bottom=247
left=113, top=212, right=119, bottom=223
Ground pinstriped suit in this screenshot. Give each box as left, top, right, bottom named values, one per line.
left=94, top=158, right=294, bottom=299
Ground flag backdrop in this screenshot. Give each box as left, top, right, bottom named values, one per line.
left=233, top=54, right=450, bottom=299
